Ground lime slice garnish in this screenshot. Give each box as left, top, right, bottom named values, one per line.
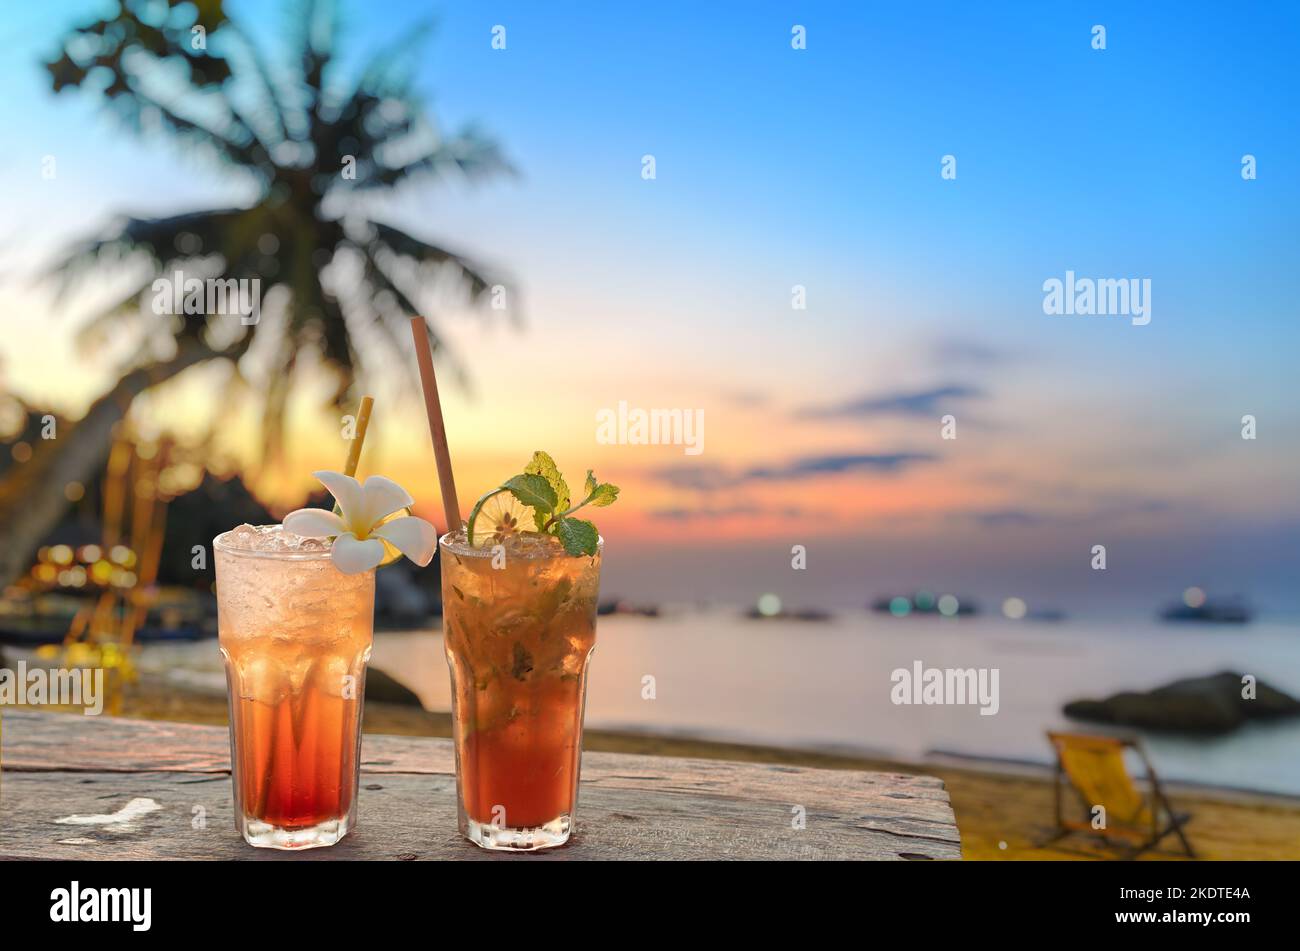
left=467, top=487, right=536, bottom=547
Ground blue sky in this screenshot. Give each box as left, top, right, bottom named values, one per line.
left=1, top=1, right=1297, bottom=611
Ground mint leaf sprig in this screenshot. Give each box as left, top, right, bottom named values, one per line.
left=470, top=451, right=619, bottom=556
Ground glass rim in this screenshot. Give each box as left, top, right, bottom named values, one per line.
left=438, top=530, right=604, bottom=559
left=213, top=527, right=335, bottom=561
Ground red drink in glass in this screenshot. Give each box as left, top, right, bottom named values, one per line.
left=215, top=525, right=375, bottom=849
left=440, top=530, right=601, bottom=850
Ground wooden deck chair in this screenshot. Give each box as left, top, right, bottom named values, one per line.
left=1045, top=731, right=1195, bottom=859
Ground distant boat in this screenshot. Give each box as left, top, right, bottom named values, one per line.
left=744, top=607, right=832, bottom=622
left=598, top=600, right=660, bottom=618
left=870, top=593, right=978, bottom=617
left=1024, top=609, right=1066, bottom=622
left=1161, top=600, right=1252, bottom=624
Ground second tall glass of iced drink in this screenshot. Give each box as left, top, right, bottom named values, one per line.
left=215, top=524, right=375, bottom=850
left=440, top=530, right=601, bottom=850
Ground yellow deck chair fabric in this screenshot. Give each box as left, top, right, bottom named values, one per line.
left=1046, top=731, right=1195, bottom=858
left=1051, top=734, right=1151, bottom=829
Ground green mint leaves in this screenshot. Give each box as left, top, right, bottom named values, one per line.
left=526, top=452, right=570, bottom=513
left=502, top=473, right=555, bottom=512
left=555, top=517, right=599, bottom=557
left=582, top=469, right=619, bottom=507
left=495, top=450, right=618, bottom=556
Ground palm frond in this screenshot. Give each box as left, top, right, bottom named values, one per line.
left=42, top=2, right=292, bottom=179
left=351, top=124, right=515, bottom=191
left=354, top=245, right=470, bottom=393
left=111, top=76, right=275, bottom=179
left=221, top=21, right=292, bottom=146
left=354, top=16, right=435, bottom=97
left=36, top=0, right=514, bottom=462
left=367, top=222, right=495, bottom=300
left=47, top=208, right=252, bottom=291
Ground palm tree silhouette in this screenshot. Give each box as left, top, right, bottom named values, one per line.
left=0, top=0, right=511, bottom=584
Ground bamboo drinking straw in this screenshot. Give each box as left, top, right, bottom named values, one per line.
left=343, top=395, right=374, bottom=478
left=333, top=395, right=374, bottom=515
left=408, top=316, right=463, bottom=532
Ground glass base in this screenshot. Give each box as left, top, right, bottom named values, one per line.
left=238, top=814, right=352, bottom=850
left=462, top=814, right=572, bottom=851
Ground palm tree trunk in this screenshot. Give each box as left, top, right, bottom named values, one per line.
left=0, top=339, right=221, bottom=588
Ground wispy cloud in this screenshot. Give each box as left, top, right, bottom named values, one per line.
left=931, top=339, right=1011, bottom=367
left=648, top=503, right=814, bottom=522
left=650, top=452, right=936, bottom=491
left=745, top=453, right=934, bottom=479
left=970, top=508, right=1044, bottom=527
left=798, top=384, right=983, bottom=419
left=956, top=498, right=1173, bottom=528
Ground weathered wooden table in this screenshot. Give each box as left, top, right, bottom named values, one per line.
left=1, top=711, right=961, bottom=860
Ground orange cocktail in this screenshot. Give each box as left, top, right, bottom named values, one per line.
left=215, top=525, right=375, bottom=849
left=440, top=530, right=601, bottom=850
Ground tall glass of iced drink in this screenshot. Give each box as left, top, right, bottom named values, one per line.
left=215, top=524, right=375, bottom=850
left=440, top=529, right=602, bottom=850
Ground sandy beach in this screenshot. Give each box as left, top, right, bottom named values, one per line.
left=116, top=677, right=1300, bottom=861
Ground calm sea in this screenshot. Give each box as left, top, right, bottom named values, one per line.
left=372, top=610, right=1300, bottom=796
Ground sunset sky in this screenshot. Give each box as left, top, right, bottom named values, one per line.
left=1, top=2, right=1298, bottom=612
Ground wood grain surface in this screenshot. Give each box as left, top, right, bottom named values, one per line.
left=0, top=711, right=960, bottom=860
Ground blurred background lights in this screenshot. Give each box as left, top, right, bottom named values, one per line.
left=889, top=596, right=912, bottom=617
left=938, top=594, right=960, bottom=617
left=1002, top=597, right=1027, bottom=620
left=756, top=593, right=782, bottom=617
left=1183, top=586, right=1207, bottom=609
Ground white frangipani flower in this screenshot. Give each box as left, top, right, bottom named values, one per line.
left=282, top=471, right=437, bottom=574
